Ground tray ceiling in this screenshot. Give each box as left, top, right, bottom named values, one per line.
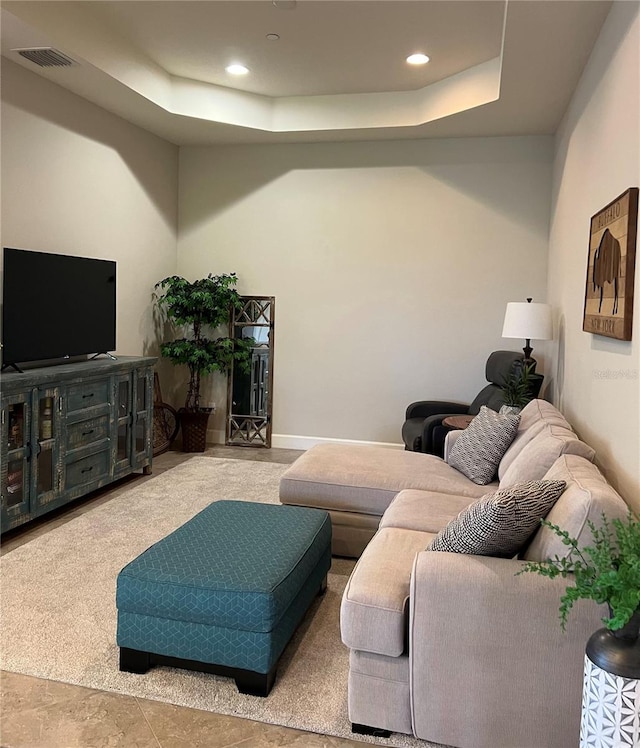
left=1, top=1, right=612, bottom=145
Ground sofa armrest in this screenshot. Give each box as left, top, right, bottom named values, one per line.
left=409, top=551, right=603, bottom=748
left=443, top=429, right=464, bottom=462
left=419, top=413, right=471, bottom=455
left=404, top=400, right=469, bottom=420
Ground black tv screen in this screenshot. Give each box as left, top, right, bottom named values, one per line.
left=2, top=248, right=116, bottom=366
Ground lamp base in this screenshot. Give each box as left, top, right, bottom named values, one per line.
left=522, top=340, right=537, bottom=370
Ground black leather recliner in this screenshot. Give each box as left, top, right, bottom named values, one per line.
left=401, top=350, right=543, bottom=456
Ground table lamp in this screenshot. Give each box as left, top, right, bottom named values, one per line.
left=502, top=297, right=552, bottom=365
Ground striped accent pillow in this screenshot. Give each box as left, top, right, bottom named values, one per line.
left=448, top=405, right=520, bottom=484
left=426, top=480, right=566, bottom=558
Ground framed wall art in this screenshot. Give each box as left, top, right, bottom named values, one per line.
left=583, top=187, right=638, bottom=341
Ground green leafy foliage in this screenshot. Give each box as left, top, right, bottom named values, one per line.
left=501, top=363, right=537, bottom=408
left=519, top=513, right=640, bottom=631
left=154, top=273, right=253, bottom=411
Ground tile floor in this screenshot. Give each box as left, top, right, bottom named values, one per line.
left=1, top=446, right=365, bottom=748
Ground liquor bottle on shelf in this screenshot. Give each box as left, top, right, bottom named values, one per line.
left=7, top=468, right=22, bottom=494
left=8, top=405, right=15, bottom=449
left=40, top=398, right=53, bottom=440
left=8, top=405, right=22, bottom=450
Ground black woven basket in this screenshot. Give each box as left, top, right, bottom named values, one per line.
left=179, top=409, right=212, bottom=453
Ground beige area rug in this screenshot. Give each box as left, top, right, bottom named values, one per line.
left=1, top=457, right=438, bottom=748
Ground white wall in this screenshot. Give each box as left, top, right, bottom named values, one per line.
left=1, top=60, right=178, bottom=361
left=548, top=2, right=640, bottom=510
left=178, top=137, right=553, bottom=447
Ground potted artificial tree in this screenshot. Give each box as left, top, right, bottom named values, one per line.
left=500, top=362, right=536, bottom=414
left=520, top=513, right=640, bottom=746
left=154, top=273, right=253, bottom=452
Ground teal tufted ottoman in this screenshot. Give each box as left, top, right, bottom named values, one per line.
left=116, top=500, right=331, bottom=696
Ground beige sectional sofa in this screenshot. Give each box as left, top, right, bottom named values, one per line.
left=280, top=399, right=598, bottom=558
left=279, top=400, right=631, bottom=748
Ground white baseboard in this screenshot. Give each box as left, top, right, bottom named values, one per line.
left=271, top=433, right=405, bottom=451
left=205, top=428, right=404, bottom=451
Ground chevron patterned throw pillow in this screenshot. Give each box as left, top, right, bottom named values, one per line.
left=426, top=479, right=567, bottom=557
left=448, top=405, right=520, bottom=484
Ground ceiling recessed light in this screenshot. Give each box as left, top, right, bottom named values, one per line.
left=266, top=33, right=280, bottom=41
left=406, top=53, right=430, bottom=66
left=226, top=64, right=249, bottom=75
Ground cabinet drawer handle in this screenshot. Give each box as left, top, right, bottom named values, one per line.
left=82, top=393, right=95, bottom=399
left=80, top=466, right=94, bottom=474
left=81, top=429, right=95, bottom=436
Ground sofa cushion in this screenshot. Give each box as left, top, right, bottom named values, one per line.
left=341, top=527, right=434, bottom=657
left=498, top=424, right=595, bottom=490
left=426, top=480, right=566, bottom=558
left=280, top=444, right=492, bottom=518
left=518, top=398, right=574, bottom=432
left=522, top=455, right=630, bottom=562
left=448, top=406, right=520, bottom=485
left=498, top=399, right=574, bottom=480
left=380, top=489, right=476, bottom=534
left=497, top=421, right=547, bottom=480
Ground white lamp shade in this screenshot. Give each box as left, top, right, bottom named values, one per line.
left=502, top=302, right=552, bottom=340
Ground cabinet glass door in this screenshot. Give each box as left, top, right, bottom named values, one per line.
left=33, top=388, right=61, bottom=511
left=2, top=395, right=31, bottom=525
left=114, top=375, right=132, bottom=471
left=133, top=370, right=151, bottom=467
left=5, top=457, right=27, bottom=510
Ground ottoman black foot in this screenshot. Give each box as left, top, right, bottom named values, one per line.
left=319, top=574, right=328, bottom=595
left=118, top=647, right=278, bottom=697
left=352, top=723, right=392, bottom=738
left=235, top=665, right=277, bottom=697
left=120, top=647, right=151, bottom=674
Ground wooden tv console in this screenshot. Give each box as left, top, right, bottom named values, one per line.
left=1, top=356, right=156, bottom=533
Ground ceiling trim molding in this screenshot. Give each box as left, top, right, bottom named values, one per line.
left=2, top=2, right=505, bottom=134
left=1, top=1, right=612, bottom=145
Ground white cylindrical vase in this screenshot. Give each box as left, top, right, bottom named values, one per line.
left=580, top=610, right=640, bottom=748
left=580, top=654, right=640, bottom=747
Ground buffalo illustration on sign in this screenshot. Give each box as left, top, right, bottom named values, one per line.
left=583, top=187, right=638, bottom=341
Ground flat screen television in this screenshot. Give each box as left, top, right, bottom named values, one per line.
left=2, top=248, right=116, bottom=368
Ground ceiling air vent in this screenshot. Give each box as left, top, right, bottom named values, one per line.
left=14, top=47, right=77, bottom=68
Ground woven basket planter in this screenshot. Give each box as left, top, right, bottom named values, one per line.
left=179, top=408, right=213, bottom=453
